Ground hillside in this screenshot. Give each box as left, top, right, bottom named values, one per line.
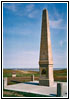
left=3, top=68, right=67, bottom=82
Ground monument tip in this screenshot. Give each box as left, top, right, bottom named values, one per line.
left=43, top=8, right=47, bottom=11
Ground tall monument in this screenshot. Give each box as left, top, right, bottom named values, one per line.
left=39, top=9, right=54, bottom=86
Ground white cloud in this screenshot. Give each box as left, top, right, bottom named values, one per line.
left=50, top=19, right=62, bottom=27
left=49, top=6, right=67, bottom=30
left=28, top=10, right=39, bottom=18
left=59, top=40, right=66, bottom=47
left=26, top=4, right=34, bottom=12
left=59, top=40, right=64, bottom=47
left=25, top=4, right=39, bottom=18
left=3, top=3, right=17, bottom=12
left=50, top=19, right=66, bottom=29
left=3, top=3, right=38, bottom=19
left=53, top=6, right=62, bottom=19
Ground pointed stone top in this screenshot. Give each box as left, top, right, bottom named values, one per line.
left=39, top=8, right=53, bottom=64
left=43, top=8, right=48, bottom=11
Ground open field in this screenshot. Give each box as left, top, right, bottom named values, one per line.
left=3, top=68, right=67, bottom=82
left=3, top=69, right=67, bottom=97
left=3, top=69, right=39, bottom=77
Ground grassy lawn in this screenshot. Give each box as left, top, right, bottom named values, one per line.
left=3, top=89, right=53, bottom=97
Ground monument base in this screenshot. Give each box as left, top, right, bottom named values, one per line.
left=39, top=79, right=54, bottom=87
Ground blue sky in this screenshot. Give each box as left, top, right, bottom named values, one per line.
left=3, top=3, right=67, bottom=69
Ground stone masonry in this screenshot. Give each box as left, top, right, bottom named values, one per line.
left=39, top=9, right=54, bottom=86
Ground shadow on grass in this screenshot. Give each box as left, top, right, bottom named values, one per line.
left=9, top=81, right=39, bottom=85
left=24, top=82, right=39, bottom=85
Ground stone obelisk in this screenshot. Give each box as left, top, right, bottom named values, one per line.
left=39, top=9, right=54, bottom=86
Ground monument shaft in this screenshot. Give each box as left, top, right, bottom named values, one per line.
left=39, top=9, right=54, bottom=86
